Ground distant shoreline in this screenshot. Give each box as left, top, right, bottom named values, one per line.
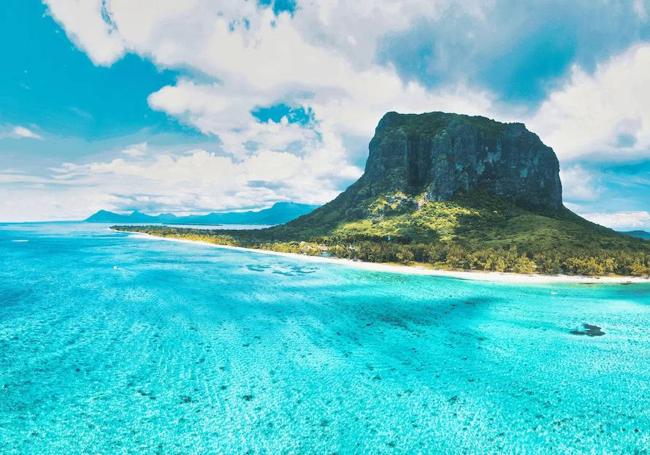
left=115, top=229, right=650, bottom=285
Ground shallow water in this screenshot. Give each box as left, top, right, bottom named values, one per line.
left=1, top=223, right=649, bottom=454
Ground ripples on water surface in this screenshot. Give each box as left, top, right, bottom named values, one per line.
left=1, top=223, right=649, bottom=453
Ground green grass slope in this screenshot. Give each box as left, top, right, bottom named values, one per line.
left=114, top=192, right=650, bottom=277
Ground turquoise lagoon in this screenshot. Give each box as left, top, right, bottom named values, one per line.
left=1, top=223, right=649, bottom=454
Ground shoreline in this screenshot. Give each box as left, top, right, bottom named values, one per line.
left=116, top=230, right=650, bottom=285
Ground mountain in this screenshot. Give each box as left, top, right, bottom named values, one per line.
left=278, top=111, right=564, bottom=236
left=85, top=210, right=175, bottom=224
left=622, top=230, right=650, bottom=240
left=86, top=202, right=318, bottom=225
left=332, top=111, right=562, bottom=213
left=115, top=111, right=650, bottom=277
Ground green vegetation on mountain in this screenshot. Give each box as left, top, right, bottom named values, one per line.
left=622, top=230, right=650, bottom=241
left=113, top=112, right=650, bottom=277
left=114, top=192, right=650, bottom=276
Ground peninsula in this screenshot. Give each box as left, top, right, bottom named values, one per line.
left=114, top=111, right=650, bottom=277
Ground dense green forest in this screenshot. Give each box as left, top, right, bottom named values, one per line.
left=113, top=192, right=650, bottom=277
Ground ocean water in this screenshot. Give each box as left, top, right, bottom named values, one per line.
left=1, top=223, right=649, bottom=454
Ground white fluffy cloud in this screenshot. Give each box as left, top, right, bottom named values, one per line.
left=121, top=142, right=148, bottom=158
left=40, top=0, right=498, bottom=218
left=33, top=0, right=650, bottom=221
left=580, top=210, right=650, bottom=230
left=0, top=141, right=362, bottom=221
left=559, top=165, right=602, bottom=201
left=45, top=0, right=125, bottom=65
left=0, top=125, right=42, bottom=140
left=530, top=44, right=650, bottom=162
left=59, top=146, right=359, bottom=202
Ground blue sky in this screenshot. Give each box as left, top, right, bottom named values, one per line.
left=1, top=0, right=649, bottom=229
left=0, top=0, right=185, bottom=138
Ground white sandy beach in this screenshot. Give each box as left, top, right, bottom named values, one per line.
left=118, top=230, right=650, bottom=285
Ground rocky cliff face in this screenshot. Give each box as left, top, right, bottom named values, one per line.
left=283, top=111, right=565, bottom=233
left=351, top=111, right=563, bottom=212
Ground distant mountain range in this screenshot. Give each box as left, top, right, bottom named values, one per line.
left=85, top=202, right=318, bottom=225
left=622, top=230, right=650, bottom=240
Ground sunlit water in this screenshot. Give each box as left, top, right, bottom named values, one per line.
left=1, top=223, right=649, bottom=454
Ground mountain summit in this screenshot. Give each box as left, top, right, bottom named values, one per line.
left=361, top=112, right=562, bottom=211
left=289, top=112, right=563, bottom=232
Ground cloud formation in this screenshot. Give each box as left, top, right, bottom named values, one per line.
left=42, top=0, right=497, bottom=215
left=559, top=165, right=602, bottom=201
left=530, top=44, right=650, bottom=162
left=6, top=0, right=647, bottom=221
left=45, top=1, right=650, bottom=157
left=45, top=0, right=125, bottom=65
left=0, top=140, right=359, bottom=221
left=0, top=125, right=42, bottom=140
left=580, top=210, right=650, bottom=230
